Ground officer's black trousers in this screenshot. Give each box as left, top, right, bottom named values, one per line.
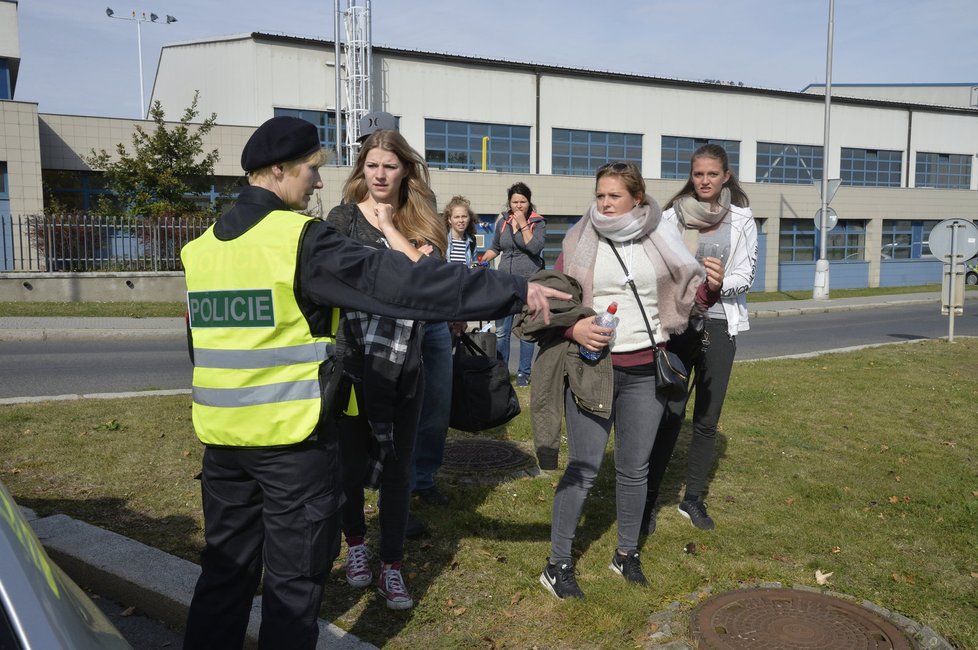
left=183, top=440, right=342, bottom=650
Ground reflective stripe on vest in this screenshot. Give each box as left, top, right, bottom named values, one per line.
left=193, top=341, right=333, bottom=369
left=181, top=210, right=333, bottom=447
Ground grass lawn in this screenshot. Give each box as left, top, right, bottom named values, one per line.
left=1, top=339, right=977, bottom=648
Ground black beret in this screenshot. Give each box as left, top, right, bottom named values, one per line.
left=241, top=116, right=322, bottom=172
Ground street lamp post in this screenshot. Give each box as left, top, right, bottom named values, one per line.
left=105, top=7, right=177, bottom=119
left=813, top=0, right=834, bottom=300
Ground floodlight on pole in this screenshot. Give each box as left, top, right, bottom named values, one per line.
left=105, top=7, right=177, bottom=119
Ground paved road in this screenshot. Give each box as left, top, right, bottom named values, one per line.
left=0, top=337, right=190, bottom=398
left=2, top=301, right=976, bottom=399
left=735, top=301, right=978, bottom=360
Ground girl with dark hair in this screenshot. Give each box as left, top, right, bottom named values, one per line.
left=481, top=182, right=546, bottom=386
left=643, top=143, right=758, bottom=533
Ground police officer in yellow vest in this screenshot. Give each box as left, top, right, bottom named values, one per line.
left=181, top=116, right=567, bottom=650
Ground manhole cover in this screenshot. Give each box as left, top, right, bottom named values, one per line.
left=690, top=588, right=918, bottom=649
left=440, top=438, right=536, bottom=479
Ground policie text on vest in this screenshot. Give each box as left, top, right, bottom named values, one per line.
left=187, top=290, right=276, bottom=328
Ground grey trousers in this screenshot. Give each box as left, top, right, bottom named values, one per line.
left=549, top=366, right=666, bottom=564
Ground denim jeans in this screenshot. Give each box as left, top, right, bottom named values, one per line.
left=549, top=366, right=666, bottom=564
left=411, top=322, right=453, bottom=492
left=495, top=314, right=535, bottom=379
left=647, top=318, right=737, bottom=504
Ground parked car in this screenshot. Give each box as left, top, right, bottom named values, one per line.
left=966, top=258, right=978, bottom=285
left=0, top=480, right=131, bottom=649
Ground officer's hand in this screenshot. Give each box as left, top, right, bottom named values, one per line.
left=525, top=283, right=571, bottom=325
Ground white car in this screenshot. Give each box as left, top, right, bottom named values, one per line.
left=0, top=480, right=131, bottom=649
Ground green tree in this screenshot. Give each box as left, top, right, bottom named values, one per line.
left=86, top=91, right=224, bottom=218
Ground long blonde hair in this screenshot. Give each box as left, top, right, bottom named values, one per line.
left=342, top=130, right=446, bottom=255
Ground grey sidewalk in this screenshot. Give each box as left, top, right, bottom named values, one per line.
left=1, top=291, right=974, bottom=341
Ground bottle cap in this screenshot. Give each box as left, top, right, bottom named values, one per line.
left=607, top=302, right=618, bottom=314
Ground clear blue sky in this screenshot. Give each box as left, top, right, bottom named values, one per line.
left=14, top=0, right=978, bottom=119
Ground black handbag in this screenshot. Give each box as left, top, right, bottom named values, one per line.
left=449, top=331, right=521, bottom=432
left=606, top=239, right=689, bottom=399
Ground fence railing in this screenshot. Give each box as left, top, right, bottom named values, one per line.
left=1, top=214, right=215, bottom=272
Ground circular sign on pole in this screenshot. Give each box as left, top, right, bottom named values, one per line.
left=928, top=219, right=978, bottom=262
left=814, top=207, right=838, bottom=232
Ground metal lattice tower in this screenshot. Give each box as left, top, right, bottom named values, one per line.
left=342, top=0, right=371, bottom=161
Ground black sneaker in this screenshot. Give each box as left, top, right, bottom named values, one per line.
left=539, top=559, right=584, bottom=600
left=415, top=485, right=449, bottom=506
left=640, top=504, right=657, bottom=535
left=609, top=550, right=648, bottom=585
left=678, top=499, right=716, bottom=530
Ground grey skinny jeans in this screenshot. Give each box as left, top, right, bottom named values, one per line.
left=549, top=366, right=667, bottom=565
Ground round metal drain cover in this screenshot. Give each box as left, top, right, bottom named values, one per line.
left=690, top=588, right=918, bottom=649
left=440, top=438, right=536, bottom=479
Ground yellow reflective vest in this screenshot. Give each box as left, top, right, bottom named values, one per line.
left=181, top=210, right=333, bottom=447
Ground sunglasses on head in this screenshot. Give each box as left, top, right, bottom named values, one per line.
left=597, top=161, right=633, bottom=174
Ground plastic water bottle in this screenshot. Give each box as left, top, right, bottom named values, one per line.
left=580, top=302, right=618, bottom=361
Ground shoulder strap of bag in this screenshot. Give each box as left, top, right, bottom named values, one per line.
left=605, top=237, right=659, bottom=347
left=456, top=331, right=489, bottom=358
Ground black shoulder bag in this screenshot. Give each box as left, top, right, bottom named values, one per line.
left=449, top=331, right=521, bottom=432
left=606, top=239, right=689, bottom=399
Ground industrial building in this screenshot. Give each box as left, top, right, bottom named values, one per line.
left=3, top=0, right=977, bottom=290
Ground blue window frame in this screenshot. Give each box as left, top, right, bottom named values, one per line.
left=779, top=219, right=865, bottom=262
left=915, top=152, right=971, bottom=190
left=879, top=220, right=931, bottom=259
left=552, top=128, right=642, bottom=176
left=273, top=108, right=346, bottom=164
left=0, top=59, right=10, bottom=100
left=0, top=162, right=8, bottom=199
left=756, top=142, right=823, bottom=184
left=661, top=136, right=739, bottom=179
left=840, top=148, right=902, bottom=187
left=425, top=119, right=530, bottom=173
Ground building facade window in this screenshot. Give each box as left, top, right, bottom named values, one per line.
left=840, top=147, right=902, bottom=187
left=756, top=142, right=823, bottom=184
left=0, top=162, right=8, bottom=199
left=879, top=220, right=932, bottom=259
left=42, top=170, right=111, bottom=213
left=425, top=119, right=530, bottom=173
left=273, top=107, right=346, bottom=164
left=0, top=59, right=10, bottom=100
left=779, top=219, right=865, bottom=262
left=915, top=152, right=972, bottom=190
left=661, top=136, right=739, bottom=179
left=551, top=128, right=642, bottom=176
left=42, top=170, right=240, bottom=213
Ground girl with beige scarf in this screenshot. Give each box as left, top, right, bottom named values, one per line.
left=540, top=162, right=723, bottom=600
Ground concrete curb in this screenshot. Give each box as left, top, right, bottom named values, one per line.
left=26, top=511, right=377, bottom=650
left=748, top=296, right=953, bottom=319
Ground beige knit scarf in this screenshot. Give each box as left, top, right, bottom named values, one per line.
left=674, top=187, right=732, bottom=253
left=563, top=201, right=702, bottom=336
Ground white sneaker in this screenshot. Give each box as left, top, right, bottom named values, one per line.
left=376, top=564, right=414, bottom=610
left=344, top=544, right=372, bottom=588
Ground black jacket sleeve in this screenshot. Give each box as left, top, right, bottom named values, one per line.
left=298, top=220, right=528, bottom=321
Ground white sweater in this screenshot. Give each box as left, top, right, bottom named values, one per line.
left=663, top=204, right=758, bottom=337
